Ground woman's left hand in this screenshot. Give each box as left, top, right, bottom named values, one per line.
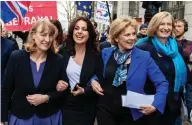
left=71, top=85, right=84, bottom=96
left=139, top=105, right=156, bottom=115
left=26, top=94, right=49, bottom=106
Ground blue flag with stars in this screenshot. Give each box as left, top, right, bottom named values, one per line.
left=76, top=1, right=92, bottom=19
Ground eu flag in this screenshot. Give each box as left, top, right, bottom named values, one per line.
left=76, top=1, right=92, bottom=19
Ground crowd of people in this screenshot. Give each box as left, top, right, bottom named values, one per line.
left=1, top=11, right=192, bottom=125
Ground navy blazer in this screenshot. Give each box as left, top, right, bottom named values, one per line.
left=101, top=47, right=169, bottom=120
left=1, top=49, right=66, bottom=122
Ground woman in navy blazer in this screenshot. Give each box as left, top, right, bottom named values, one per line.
left=91, top=18, right=169, bottom=125
left=1, top=19, right=68, bottom=125
left=56, top=16, right=99, bottom=125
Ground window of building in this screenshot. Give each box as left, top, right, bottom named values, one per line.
left=161, top=1, right=185, bottom=19
left=129, top=1, right=139, bottom=18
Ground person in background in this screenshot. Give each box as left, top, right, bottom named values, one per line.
left=99, top=26, right=111, bottom=51
left=91, top=20, right=100, bottom=42
left=1, top=22, right=19, bottom=81
left=50, top=20, right=64, bottom=47
left=136, top=11, right=190, bottom=125
left=1, top=19, right=68, bottom=125
left=91, top=18, right=168, bottom=125
left=56, top=16, right=99, bottom=125
left=137, top=23, right=148, bottom=39
left=1, top=27, right=19, bottom=47
left=63, top=31, right=68, bottom=42
left=173, top=18, right=192, bottom=124
left=100, top=26, right=110, bottom=43
left=13, top=31, right=29, bottom=46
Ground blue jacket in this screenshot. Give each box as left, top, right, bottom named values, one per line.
left=101, top=46, right=169, bottom=120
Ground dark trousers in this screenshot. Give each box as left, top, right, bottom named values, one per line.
left=96, top=104, right=161, bottom=125
left=62, top=109, right=95, bottom=125
left=160, top=105, right=180, bottom=125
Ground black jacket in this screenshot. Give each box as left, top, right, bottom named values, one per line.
left=58, top=46, right=99, bottom=114
left=1, top=49, right=67, bottom=122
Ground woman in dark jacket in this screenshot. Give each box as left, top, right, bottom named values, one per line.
left=136, top=11, right=189, bottom=125
left=1, top=19, right=68, bottom=125
left=56, top=16, right=99, bottom=125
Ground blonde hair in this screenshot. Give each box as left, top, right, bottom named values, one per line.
left=147, top=11, right=174, bottom=37
left=109, top=18, right=138, bottom=46
left=24, top=19, right=58, bottom=53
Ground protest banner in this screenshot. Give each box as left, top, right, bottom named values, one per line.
left=95, top=2, right=113, bottom=25
left=5, top=1, right=57, bottom=31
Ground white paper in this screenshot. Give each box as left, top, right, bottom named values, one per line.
left=122, top=90, right=154, bottom=109
left=181, top=98, right=188, bottom=121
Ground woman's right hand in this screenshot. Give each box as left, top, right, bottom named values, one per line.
left=91, top=80, right=104, bottom=96
left=56, top=80, right=68, bottom=92
left=0, top=122, right=5, bottom=125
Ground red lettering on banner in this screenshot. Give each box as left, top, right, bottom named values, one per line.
left=5, top=1, right=57, bottom=31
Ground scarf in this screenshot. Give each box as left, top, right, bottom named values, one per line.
left=152, top=37, right=187, bottom=92
left=136, top=37, right=187, bottom=92
left=112, top=46, right=132, bottom=87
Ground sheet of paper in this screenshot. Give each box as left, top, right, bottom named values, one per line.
left=122, top=90, right=154, bottom=109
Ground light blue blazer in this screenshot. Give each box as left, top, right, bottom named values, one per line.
left=101, top=46, right=169, bottom=120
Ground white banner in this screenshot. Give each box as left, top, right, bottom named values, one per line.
left=95, top=2, right=113, bottom=25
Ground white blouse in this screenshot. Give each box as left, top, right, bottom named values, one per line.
left=66, top=57, right=82, bottom=90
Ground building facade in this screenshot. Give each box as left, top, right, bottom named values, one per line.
left=115, top=1, right=192, bottom=40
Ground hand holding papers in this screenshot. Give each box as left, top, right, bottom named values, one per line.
left=122, top=90, right=154, bottom=109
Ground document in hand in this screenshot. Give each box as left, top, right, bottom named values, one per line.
left=122, top=90, right=154, bottom=109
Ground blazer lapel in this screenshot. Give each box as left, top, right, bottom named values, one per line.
left=79, top=50, right=91, bottom=85
left=22, top=51, right=36, bottom=90
left=79, top=50, right=94, bottom=86
left=37, top=51, right=53, bottom=89
left=127, top=47, right=142, bottom=80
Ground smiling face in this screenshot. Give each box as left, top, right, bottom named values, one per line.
left=156, top=16, right=172, bottom=39
left=32, top=24, right=53, bottom=52
left=116, top=26, right=137, bottom=52
left=73, top=20, right=89, bottom=45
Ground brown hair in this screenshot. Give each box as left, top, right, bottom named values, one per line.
left=109, top=18, right=138, bottom=46
left=147, top=11, right=174, bottom=37
left=24, top=19, right=58, bottom=53
left=50, top=19, right=64, bottom=45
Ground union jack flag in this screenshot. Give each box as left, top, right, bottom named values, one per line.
left=1, top=1, right=31, bottom=23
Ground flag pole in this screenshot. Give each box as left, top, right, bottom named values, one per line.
left=106, top=1, right=112, bottom=24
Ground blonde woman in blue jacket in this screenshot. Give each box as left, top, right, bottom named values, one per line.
left=91, top=18, right=169, bottom=125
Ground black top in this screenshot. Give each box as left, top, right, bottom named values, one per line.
left=98, top=54, right=131, bottom=116
left=1, top=50, right=66, bottom=122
